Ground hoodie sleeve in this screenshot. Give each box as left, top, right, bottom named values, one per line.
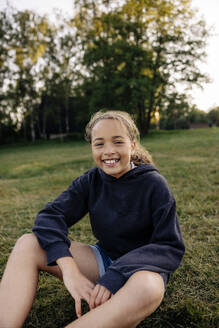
left=98, top=177, right=185, bottom=294
left=32, top=173, right=89, bottom=266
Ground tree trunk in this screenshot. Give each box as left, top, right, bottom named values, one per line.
left=39, top=96, right=47, bottom=139
left=64, top=87, right=70, bottom=134
left=144, top=47, right=162, bottom=135
left=146, top=91, right=155, bottom=135
left=0, top=123, right=2, bottom=143
left=30, top=110, right=36, bottom=143
left=36, top=114, right=41, bottom=139
left=23, top=116, right=27, bottom=141
left=59, top=107, right=64, bottom=142
left=137, top=98, right=148, bottom=136
left=42, top=111, right=47, bottom=139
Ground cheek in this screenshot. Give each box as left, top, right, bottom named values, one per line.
left=92, top=149, right=100, bottom=161
left=128, top=144, right=134, bottom=155
left=121, top=148, right=132, bottom=161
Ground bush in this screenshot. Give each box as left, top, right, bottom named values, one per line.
left=160, top=116, right=190, bottom=130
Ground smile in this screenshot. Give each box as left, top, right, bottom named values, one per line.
left=102, top=159, right=120, bottom=166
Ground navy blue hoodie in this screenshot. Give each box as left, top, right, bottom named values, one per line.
left=33, top=164, right=185, bottom=294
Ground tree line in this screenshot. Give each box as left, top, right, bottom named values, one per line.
left=0, top=0, right=217, bottom=144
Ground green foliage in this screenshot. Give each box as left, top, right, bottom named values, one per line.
left=0, top=128, right=218, bottom=327
left=0, top=6, right=85, bottom=143
left=207, top=107, right=219, bottom=126
left=160, top=92, right=191, bottom=129
left=0, top=6, right=53, bottom=142
left=0, top=0, right=211, bottom=142
left=0, top=98, right=18, bottom=144
left=75, top=0, right=209, bottom=135
left=188, top=106, right=208, bottom=124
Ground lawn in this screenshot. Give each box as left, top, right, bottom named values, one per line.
left=0, top=128, right=218, bottom=328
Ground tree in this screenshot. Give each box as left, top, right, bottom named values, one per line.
left=73, top=0, right=209, bottom=135
left=0, top=7, right=52, bottom=142
left=188, top=105, right=208, bottom=124
left=0, top=1, right=210, bottom=143
left=11, top=10, right=51, bottom=142
left=0, top=5, right=86, bottom=142
left=35, top=11, right=85, bottom=139
left=0, top=8, right=16, bottom=141
left=159, top=92, right=191, bottom=129
left=207, top=107, right=219, bottom=126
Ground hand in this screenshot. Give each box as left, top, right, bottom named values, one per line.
left=57, top=257, right=95, bottom=318
left=89, top=284, right=112, bottom=310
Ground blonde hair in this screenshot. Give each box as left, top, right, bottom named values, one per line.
left=85, top=110, right=154, bottom=166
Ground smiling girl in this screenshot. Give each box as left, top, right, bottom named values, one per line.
left=0, top=110, right=185, bottom=328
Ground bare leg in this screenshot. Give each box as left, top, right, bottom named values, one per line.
left=65, top=270, right=165, bottom=328
left=0, top=234, right=99, bottom=328
left=0, top=234, right=164, bottom=328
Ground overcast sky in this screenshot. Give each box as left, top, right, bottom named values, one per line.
left=1, top=0, right=219, bottom=112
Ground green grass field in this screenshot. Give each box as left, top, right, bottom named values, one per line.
left=0, top=128, right=218, bottom=328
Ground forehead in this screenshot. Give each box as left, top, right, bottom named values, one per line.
left=91, top=119, right=129, bottom=139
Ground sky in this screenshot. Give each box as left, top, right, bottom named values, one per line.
left=0, top=0, right=219, bottom=112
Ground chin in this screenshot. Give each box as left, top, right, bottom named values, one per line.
left=103, top=167, right=120, bottom=176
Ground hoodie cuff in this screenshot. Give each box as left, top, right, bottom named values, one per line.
left=45, top=241, right=73, bottom=266
left=98, top=269, right=126, bottom=294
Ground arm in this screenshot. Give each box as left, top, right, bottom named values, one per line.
left=32, top=173, right=89, bottom=266
left=33, top=172, right=97, bottom=316
left=57, top=257, right=95, bottom=318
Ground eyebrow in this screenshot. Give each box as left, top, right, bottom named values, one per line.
left=93, top=136, right=124, bottom=142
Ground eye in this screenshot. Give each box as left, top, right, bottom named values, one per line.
left=115, top=141, right=123, bottom=144
left=94, top=143, right=103, bottom=147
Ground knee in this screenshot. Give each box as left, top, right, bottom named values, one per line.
left=116, top=271, right=165, bottom=326
left=15, top=233, right=39, bottom=254
left=127, top=271, right=164, bottom=308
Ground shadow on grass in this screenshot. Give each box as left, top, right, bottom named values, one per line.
left=24, top=294, right=218, bottom=328
left=24, top=294, right=77, bottom=328
left=145, top=301, right=218, bottom=328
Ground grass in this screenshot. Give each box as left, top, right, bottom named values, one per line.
left=0, top=128, right=218, bottom=327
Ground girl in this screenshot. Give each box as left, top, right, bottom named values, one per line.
left=0, top=110, right=185, bottom=328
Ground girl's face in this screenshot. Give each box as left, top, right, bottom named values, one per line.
left=91, top=119, right=136, bottom=178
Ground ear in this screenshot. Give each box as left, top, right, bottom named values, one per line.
left=131, top=140, right=136, bottom=153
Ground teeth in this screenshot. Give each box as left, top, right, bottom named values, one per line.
left=104, top=159, right=118, bottom=164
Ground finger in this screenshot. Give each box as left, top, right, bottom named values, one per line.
left=95, top=286, right=106, bottom=307
left=89, top=285, right=99, bottom=309
left=101, top=289, right=112, bottom=305
left=82, top=291, right=93, bottom=306
left=75, top=298, right=82, bottom=318
left=96, top=286, right=111, bottom=307
left=89, top=285, right=100, bottom=310
left=80, top=281, right=96, bottom=305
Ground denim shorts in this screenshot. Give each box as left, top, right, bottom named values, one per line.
left=89, top=244, right=169, bottom=289
left=89, top=244, right=113, bottom=277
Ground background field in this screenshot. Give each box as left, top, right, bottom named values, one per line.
left=0, top=128, right=218, bottom=328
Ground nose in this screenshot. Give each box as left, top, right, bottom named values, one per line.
left=103, top=143, right=115, bottom=155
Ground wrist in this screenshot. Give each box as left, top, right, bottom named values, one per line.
left=57, top=257, right=80, bottom=275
